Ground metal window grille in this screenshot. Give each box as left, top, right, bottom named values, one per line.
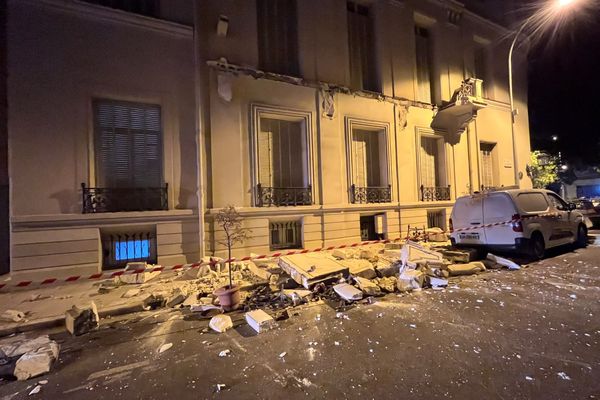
left=101, top=229, right=157, bottom=269
left=427, top=210, right=446, bottom=230
left=270, top=221, right=302, bottom=250
left=480, top=143, right=495, bottom=188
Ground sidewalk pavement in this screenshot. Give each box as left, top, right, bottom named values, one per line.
left=0, top=271, right=200, bottom=337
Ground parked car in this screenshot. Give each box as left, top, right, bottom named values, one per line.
left=449, top=189, right=590, bottom=259
left=572, top=198, right=600, bottom=227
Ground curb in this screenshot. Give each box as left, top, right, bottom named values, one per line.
left=0, top=302, right=145, bottom=338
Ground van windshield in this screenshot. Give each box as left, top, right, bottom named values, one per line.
left=515, top=193, right=549, bottom=213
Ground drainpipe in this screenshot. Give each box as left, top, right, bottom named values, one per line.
left=193, top=1, right=205, bottom=259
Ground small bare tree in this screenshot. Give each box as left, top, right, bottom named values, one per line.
left=215, top=205, right=251, bottom=288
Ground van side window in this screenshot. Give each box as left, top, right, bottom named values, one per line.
left=516, top=193, right=549, bottom=213
left=547, top=193, right=567, bottom=211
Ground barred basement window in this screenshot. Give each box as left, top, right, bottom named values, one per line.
left=427, top=210, right=446, bottom=230
left=270, top=220, right=302, bottom=250
left=101, top=228, right=157, bottom=269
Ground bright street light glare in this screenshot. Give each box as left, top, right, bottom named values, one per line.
left=557, top=0, right=575, bottom=7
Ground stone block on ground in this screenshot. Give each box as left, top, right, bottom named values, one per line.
left=0, top=335, right=52, bottom=359
left=375, top=261, right=400, bottom=278
left=278, top=253, right=349, bottom=289
left=353, top=276, right=382, bottom=296
left=0, top=310, right=25, bottom=323
left=447, top=262, right=486, bottom=276
left=13, top=340, right=60, bottom=381
left=397, top=269, right=425, bottom=292
left=487, top=254, right=520, bottom=270
left=114, top=269, right=161, bottom=285
left=121, top=288, right=141, bottom=298
left=333, top=283, right=363, bottom=301
left=166, top=288, right=187, bottom=307
left=339, top=259, right=377, bottom=279
left=426, top=276, right=448, bottom=288
left=425, top=227, right=448, bottom=242
left=245, top=260, right=270, bottom=280
left=209, top=314, right=233, bottom=333
left=374, top=276, right=397, bottom=293
left=384, top=242, right=402, bottom=250
left=441, top=248, right=480, bottom=263
left=65, top=302, right=99, bottom=336
left=245, top=309, right=277, bottom=333
left=332, top=248, right=359, bottom=260
left=359, top=248, right=376, bottom=260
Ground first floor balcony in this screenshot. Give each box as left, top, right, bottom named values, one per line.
left=350, top=184, right=392, bottom=204
left=81, top=183, right=169, bottom=213
left=420, top=185, right=451, bottom=202
left=255, top=184, right=312, bottom=207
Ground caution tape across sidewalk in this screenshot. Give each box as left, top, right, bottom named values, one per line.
left=0, top=211, right=561, bottom=290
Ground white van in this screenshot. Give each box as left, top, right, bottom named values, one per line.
left=450, top=189, right=589, bottom=259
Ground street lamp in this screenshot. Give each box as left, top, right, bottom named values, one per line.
left=508, top=0, right=578, bottom=186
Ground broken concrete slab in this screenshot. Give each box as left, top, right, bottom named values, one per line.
left=426, top=276, right=448, bottom=288
left=65, top=302, right=99, bottom=336
left=278, top=253, right=349, bottom=289
left=114, top=269, right=161, bottom=285
left=359, top=248, right=377, bottom=261
left=333, top=283, right=363, bottom=301
left=245, top=309, right=277, bottom=333
left=209, top=314, right=233, bottom=333
left=487, top=254, right=520, bottom=270
left=332, top=248, right=359, bottom=260
left=447, top=262, right=486, bottom=276
left=124, top=262, right=147, bottom=272
left=121, top=288, right=141, bottom=298
left=166, top=288, right=187, bottom=308
left=374, top=276, right=398, bottom=293
left=353, top=276, right=382, bottom=296
left=441, top=248, right=480, bottom=263
left=13, top=340, right=59, bottom=381
left=244, top=260, right=270, bottom=281
left=400, top=241, right=444, bottom=269
left=425, top=227, right=448, bottom=242
left=339, top=259, right=377, bottom=279
left=1, top=310, right=26, bottom=323
left=398, top=269, right=425, bottom=292
left=384, top=242, right=402, bottom=250
left=0, top=335, right=53, bottom=359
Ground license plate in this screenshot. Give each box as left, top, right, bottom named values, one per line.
left=459, top=232, right=480, bottom=240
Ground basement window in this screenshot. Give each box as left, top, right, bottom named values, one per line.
left=101, top=227, right=157, bottom=269
left=427, top=210, right=446, bottom=230
left=270, top=220, right=302, bottom=250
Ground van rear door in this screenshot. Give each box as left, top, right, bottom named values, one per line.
left=451, top=195, right=486, bottom=245
left=483, top=192, right=519, bottom=245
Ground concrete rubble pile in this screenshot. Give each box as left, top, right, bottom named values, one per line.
left=0, top=335, right=60, bottom=381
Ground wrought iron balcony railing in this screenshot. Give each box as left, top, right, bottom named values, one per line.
left=350, top=184, right=392, bottom=204
left=82, top=183, right=168, bottom=213
left=420, top=185, right=451, bottom=202
left=480, top=185, right=497, bottom=192
left=255, top=184, right=312, bottom=207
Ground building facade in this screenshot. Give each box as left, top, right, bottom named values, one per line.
left=5, top=0, right=532, bottom=279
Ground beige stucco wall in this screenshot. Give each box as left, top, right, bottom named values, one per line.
left=6, top=0, right=200, bottom=276
left=199, top=0, right=533, bottom=258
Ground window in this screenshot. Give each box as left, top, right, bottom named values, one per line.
left=253, top=106, right=312, bottom=207
left=257, top=0, right=299, bottom=76
left=92, top=99, right=165, bottom=212
left=419, top=133, right=449, bottom=201
left=415, top=26, right=434, bottom=103
left=427, top=210, right=446, bottom=230
left=82, top=0, right=159, bottom=18
left=516, top=193, right=549, bottom=213
left=270, top=220, right=302, bottom=250
left=547, top=193, right=568, bottom=211
left=347, top=1, right=378, bottom=92
left=474, top=45, right=490, bottom=97
left=480, top=142, right=497, bottom=189
left=360, top=214, right=385, bottom=241
left=101, top=228, right=157, bottom=269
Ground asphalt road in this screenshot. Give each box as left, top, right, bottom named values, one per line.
left=1, top=237, right=600, bottom=400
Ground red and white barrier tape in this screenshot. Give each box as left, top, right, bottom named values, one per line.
left=0, top=238, right=398, bottom=290
left=0, top=212, right=561, bottom=290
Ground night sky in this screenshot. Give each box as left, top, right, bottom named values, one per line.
left=527, top=0, right=600, bottom=166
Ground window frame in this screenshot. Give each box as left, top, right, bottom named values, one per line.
left=344, top=117, right=392, bottom=203
left=479, top=141, right=498, bottom=189
left=91, top=98, right=165, bottom=190
left=415, top=127, right=448, bottom=196
left=250, top=104, right=315, bottom=207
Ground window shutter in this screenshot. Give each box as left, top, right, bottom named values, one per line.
left=94, top=99, right=163, bottom=189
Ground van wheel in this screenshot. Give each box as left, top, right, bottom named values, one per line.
left=576, top=224, right=588, bottom=248
left=529, top=233, right=545, bottom=260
